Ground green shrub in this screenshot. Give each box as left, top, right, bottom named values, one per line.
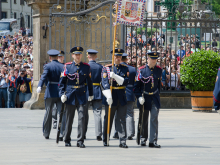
left=137, top=27, right=158, bottom=37
left=180, top=50, right=220, bottom=91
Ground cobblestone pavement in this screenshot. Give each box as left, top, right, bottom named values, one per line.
left=0, top=108, right=219, bottom=165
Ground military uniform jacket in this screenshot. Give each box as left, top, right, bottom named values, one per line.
left=59, top=61, right=93, bottom=105
left=101, top=64, right=129, bottom=106
left=121, top=62, right=136, bottom=102
left=88, top=60, right=103, bottom=100
left=38, top=60, right=64, bottom=99
left=213, top=67, right=220, bottom=106
left=134, top=65, right=162, bottom=110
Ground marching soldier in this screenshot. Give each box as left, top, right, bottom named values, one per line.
left=113, top=53, right=137, bottom=140
left=58, top=51, right=65, bottom=64
left=213, top=67, right=220, bottom=110
left=52, top=50, right=65, bottom=129
left=84, top=49, right=103, bottom=141
left=101, top=49, right=129, bottom=148
left=37, top=49, right=65, bottom=140
left=134, top=52, right=162, bottom=148
left=59, top=46, right=93, bottom=148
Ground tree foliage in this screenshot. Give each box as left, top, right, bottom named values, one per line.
left=180, top=50, right=220, bottom=91
left=201, top=0, right=220, bottom=16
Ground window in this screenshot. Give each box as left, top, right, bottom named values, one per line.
left=2, top=12, right=7, bottom=18
left=20, top=0, right=24, bottom=5
left=14, top=12, right=17, bottom=19
left=27, top=15, right=30, bottom=27
left=14, top=0, right=16, bottom=4
left=154, top=1, right=160, bottom=13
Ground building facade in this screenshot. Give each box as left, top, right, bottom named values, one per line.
left=146, top=0, right=166, bottom=17
left=1, top=0, right=32, bottom=33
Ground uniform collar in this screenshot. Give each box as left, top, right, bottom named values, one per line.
left=73, top=61, right=81, bottom=66
left=121, top=62, right=127, bottom=65
left=147, top=65, right=155, bottom=70
left=89, top=60, right=96, bottom=63
left=114, top=63, right=120, bottom=67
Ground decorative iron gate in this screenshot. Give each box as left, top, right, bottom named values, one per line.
left=49, top=0, right=117, bottom=63
left=124, top=3, right=220, bottom=91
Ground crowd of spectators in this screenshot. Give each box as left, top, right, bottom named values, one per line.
left=125, top=30, right=219, bottom=90
left=0, top=29, right=33, bottom=108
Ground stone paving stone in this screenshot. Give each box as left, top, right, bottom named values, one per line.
left=0, top=108, right=219, bottom=165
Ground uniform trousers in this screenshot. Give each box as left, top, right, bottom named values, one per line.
left=114, top=101, right=135, bottom=138
left=63, top=98, right=86, bottom=143
left=141, top=101, right=159, bottom=143
left=52, top=103, right=58, bottom=126
left=85, top=100, right=102, bottom=137
left=43, top=98, right=66, bottom=138
left=103, top=101, right=127, bottom=144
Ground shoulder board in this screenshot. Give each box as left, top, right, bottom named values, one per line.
left=105, top=64, right=112, bottom=67
left=156, top=65, right=162, bottom=69
left=138, top=65, right=146, bottom=70
left=120, top=64, right=128, bottom=67
left=65, top=62, right=72, bottom=65
left=83, top=62, right=90, bottom=66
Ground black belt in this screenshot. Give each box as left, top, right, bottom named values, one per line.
left=144, top=89, right=158, bottom=95
left=48, top=81, right=59, bottom=84
left=71, top=85, right=85, bottom=89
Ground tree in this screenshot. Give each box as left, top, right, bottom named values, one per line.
left=201, top=0, right=220, bottom=16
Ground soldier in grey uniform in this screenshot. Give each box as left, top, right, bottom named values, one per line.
left=134, top=52, right=162, bottom=148
left=113, top=53, right=136, bottom=140
left=37, top=49, right=66, bottom=140
left=52, top=51, right=65, bottom=129
left=84, top=49, right=103, bottom=141
left=101, top=49, right=129, bottom=148
left=59, top=46, right=93, bottom=148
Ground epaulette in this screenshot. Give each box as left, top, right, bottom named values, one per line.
left=105, top=64, right=112, bottom=67
left=138, top=65, right=146, bottom=70
left=156, top=65, right=162, bottom=69
left=65, top=62, right=72, bottom=65
left=83, top=62, right=90, bottom=66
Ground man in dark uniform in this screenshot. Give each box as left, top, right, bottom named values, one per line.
left=134, top=51, right=162, bottom=148
left=101, top=49, right=129, bottom=148
left=213, top=67, right=220, bottom=111
left=52, top=50, right=65, bottom=129
left=58, top=50, right=65, bottom=64
left=59, top=46, right=93, bottom=148
left=37, top=49, right=65, bottom=140
left=84, top=49, right=103, bottom=141
left=113, top=53, right=136, bottom=140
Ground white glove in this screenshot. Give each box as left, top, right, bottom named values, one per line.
left=61, top=95, right=67, bottom=103
left=138, top=97, right=145, bottom=105
left=88, top=96, right=94, bottom=101
left=36, top=87, right=41, bottom=93
left=107, top=98, right=113, bottom=106
left=102, top=89, right=113, bottom=106
left=110, top=72, right=124, bottom=85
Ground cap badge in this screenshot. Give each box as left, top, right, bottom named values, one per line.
left=118, top=49, right=120, bottom=53
left=77, top=47, right=80, bottom=50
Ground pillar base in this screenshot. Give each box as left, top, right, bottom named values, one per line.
left=23, top=81, right=45, bottom=110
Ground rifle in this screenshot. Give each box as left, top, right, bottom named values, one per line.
left=136, top=84, right=145, bottom=145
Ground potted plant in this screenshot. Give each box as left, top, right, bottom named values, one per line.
left=180, top=50, right=220, bottom=112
